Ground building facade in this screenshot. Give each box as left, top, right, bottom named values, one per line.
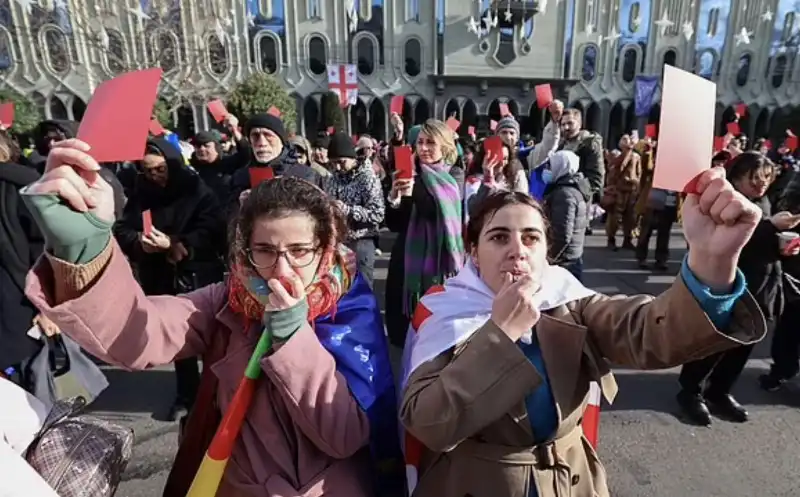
left=1, top=0, right=798, bottom=145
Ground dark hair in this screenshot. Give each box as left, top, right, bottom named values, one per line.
left=467, top=140, right=516, bottom=187
left=230, top=176, right=348, bottom=262
left=725, top=151, right=774, bottom=185
left=465, top=191, right=548, bottom=248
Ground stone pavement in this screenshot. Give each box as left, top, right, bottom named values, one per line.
left=97, top=230, right=800, bottom=497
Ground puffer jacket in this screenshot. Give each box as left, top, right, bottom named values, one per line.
left=543, top=173, right=592, bottom=264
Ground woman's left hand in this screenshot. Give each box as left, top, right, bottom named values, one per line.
left=265, top=272, right=306, bottom=312
left=682, top=167, right=761, bottom=292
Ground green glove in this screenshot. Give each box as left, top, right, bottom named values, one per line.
left=263, top=299, right=309, bottom=340
left=22, top=193, right=112, bottom=265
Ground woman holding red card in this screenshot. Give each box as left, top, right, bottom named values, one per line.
left=384, top=119, right=465, bottom=348
left=19, top=139, right=404, bottom=497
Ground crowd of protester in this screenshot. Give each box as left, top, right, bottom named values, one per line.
left=0, top=100, right=798, bottom=496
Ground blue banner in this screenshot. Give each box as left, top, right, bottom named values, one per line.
left=634, top=75, right=659, bottom=117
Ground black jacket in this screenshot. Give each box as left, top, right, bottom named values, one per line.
left=544, top=174, right=592, bottom=264
left=739, top=196, right=783, bottom=319
left=113, top=137, right=225, bottom=295
left=0, top=162, right=44, bottom=369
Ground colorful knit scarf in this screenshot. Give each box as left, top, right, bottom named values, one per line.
left=402, top=161, right=465, bottom=314
left=228, top=244, right=356, bottom=324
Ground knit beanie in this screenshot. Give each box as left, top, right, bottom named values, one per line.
left=327, top=132, right=357, bottom=160
left=244, top=113, right=288, bottom=143
left=496, top=116, right=520, bottom=135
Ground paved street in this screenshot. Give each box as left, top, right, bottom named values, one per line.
left=93, top=230, right=800, bottom=497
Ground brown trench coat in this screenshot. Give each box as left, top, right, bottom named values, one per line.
left=400, top=276, right=766, bottom=497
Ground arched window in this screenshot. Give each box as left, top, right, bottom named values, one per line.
left=772, top=55, right=788, bottom=88
left=258, top=0, right=273, bottom=18
left=782, top=13, right=795, bottom=42
left=356, top=36, right=376, bottom=75
left=207, top=34, right=228, bottom=75
left=706, top=8, right=719, bottom=37
left=153, top=31, right=178, bottom=73
left=662, top=49, right=676, bottom=68
left=359, top=0, right=372, bottom=21
left=621, top=48, right=637, bottom=82
left=404, top=38, right=421, bottom=77
left=308, top=35, right=327, bottom=75
left=581, top=45, right=597, bottom=81
left=42, top=28, right=70, bottom=75
left=259, top=35, right=278, bottom=74
left=105, top=29, right=126, bottom=74
left=0, top=29, right=11, bottom=71
left=628, top=2, right=641, bottom=32
left=736, top=53, right=751, bottom=87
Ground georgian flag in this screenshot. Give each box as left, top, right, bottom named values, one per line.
left=327, top=64, right=359, bottom=107
left=400, top=262, right=600, bottom=495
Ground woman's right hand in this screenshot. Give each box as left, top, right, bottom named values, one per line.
left=490, top=274, right=541, bottom=342
left=389, top=178, right=414, bottom=202
left=482, top=155, right=501, bottom=183
left=25, top=139, right=115, bottom=223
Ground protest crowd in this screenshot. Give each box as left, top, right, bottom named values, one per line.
left=2, top=62, right=800, bottom=497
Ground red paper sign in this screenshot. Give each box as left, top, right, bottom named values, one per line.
left=499, top=103, right=510, bottom=117
left=484, top=136, right=504, bottom=163
left=713, top=136, right=725, bottom=152
left=393, top=146, right=413, bottom=180
left=490, top=120, right=498, bottom=131
left=142, top=210, right=153, bottom=236
left=207, top=99, right=228, bottom=123
left=326, top=126, right=335, bottom=135
left=468, top=126, right=475, bottom=136
left=787, top=136, right=799, bottom=152
left=149, top=118, right=166, bottom=136
left=390, top=95, right=404, bottom=115
left=249, top=167, right=274, bottom=187
left=727, top=122, right=740, bottom=136
left=446, top=117, right=460, bottom=131
left=735, top=103, right=747, bottom=117
left=535, top=84, right=554, bottom=109
left=267, top=106, right=281, bottom=117
left=764, top=139, right=773, bottom=150
left=0, top=102, right=14, bottom=128
left=645, top=124, right=657, bottom=139
left=77, top=68, right=163, bottom=163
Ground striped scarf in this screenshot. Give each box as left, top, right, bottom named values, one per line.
left=402, top=162, right=465, bottom=314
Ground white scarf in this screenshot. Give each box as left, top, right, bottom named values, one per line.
left=401, top=261, right=596, bottom=387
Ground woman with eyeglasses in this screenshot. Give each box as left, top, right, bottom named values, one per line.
left=112, top=137, right=226, bottom=422
left=20, top=139, right=403, bottom=497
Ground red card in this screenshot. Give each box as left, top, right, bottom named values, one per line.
left=446, top=117, right=460, bottom=131
left=645, top=124, right=657, bottom=139
left=249, top=167, right=274, bottom=187
left=484, top=136, right=504, bottom=163
left=535, top=84, right=554, bottom=109
left=326, top=126, right=335, bottom=135
left=787, top=136, right=799, bottom=152
left=267, top=106, right=281, bottom=117
left=786, top=237, right=800, bottom=253
left=0, top=102, right=14, bottom=128
left=764, top=139, right=773, bottom=150
left=713, top=136, right=725, bottom=152
left=499, top=103, right=510, bottom=117
left=735, top=104, right=747, bottom=117
left=142, top=210, right=153, bottom=236
left=468, top=126, right=475, bottom=136
left=207, top=99, right=228, bottom=123
left=727, top=122, right=740, bottom=136
left=393, top=146, right=413, bottom=180
left=390, top=95, right=404, bottom=115
left=77, top=68, right=162, bottom=163
left=490, top=120, right=498, bottom=131
left=149, top=118, right=166, bottom=136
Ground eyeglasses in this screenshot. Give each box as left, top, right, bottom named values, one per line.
left=246, top=246, right=319, bottom=269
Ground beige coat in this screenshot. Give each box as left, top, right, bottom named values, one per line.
left=400, top=276, right=766, bottom=497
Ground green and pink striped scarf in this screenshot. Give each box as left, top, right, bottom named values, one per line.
left=403, top=162, right=465, bottom=314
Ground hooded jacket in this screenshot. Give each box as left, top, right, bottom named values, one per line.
left=543, top=152, right=592, bottom=264
left=113, top=137, right=224, bottom=295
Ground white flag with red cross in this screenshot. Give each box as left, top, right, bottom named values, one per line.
left=327, top=64, right=358, bottom=108
left=400, top=262, right=600, bottom=495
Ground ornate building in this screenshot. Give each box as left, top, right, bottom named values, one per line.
left=1, top=0, right=799, bottom=145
